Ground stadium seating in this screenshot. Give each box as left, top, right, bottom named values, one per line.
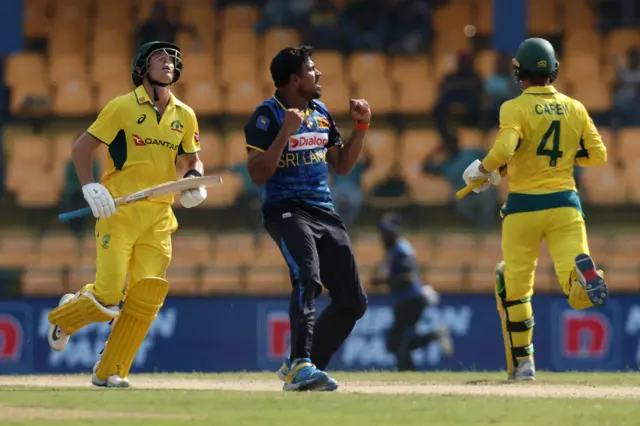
left=9, top=230, right=640, bottom=296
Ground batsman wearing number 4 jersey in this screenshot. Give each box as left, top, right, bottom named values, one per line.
left=462, top=38, right=609, bottom=381
left=47, top=41, right=207, bottom=387
left=245, top=46, right=370, bottom=391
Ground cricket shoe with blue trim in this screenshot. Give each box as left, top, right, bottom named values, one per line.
left=281, top=358, right=338, bottom=391
left=509, top=356, right=535, bottom=381
left=575, top=253, right=608, bottom=307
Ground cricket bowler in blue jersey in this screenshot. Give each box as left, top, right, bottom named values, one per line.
left=244, top=46, right=370, bottom=391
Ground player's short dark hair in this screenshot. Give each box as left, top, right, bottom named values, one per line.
left=270, top=46, right=313, bottom=88
left=518, top=69, right=550, bottom=85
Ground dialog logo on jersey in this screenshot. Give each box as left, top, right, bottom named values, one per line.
left=288, top=132, right=328, bottom=152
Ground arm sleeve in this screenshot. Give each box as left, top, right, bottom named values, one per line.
left=481, top=101, right=522, bottom=172
left=86, top=99, right=121, bottom=145
left=244, top=106, right=279, bottom=152
left=181, top=109, right=201, bottom=154
left=575, top=103, right=607, bottom=167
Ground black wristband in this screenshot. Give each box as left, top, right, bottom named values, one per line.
left=183, top=169, right=202, bottom=178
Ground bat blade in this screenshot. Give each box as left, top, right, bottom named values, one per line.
left=58, top=175, right=222, bottom=222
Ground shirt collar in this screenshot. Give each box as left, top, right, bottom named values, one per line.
left=523, top=85, right=557, bottom=95
left=134, top=85, right=177, bottom=108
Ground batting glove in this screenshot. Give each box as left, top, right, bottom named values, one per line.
left=82, top=183, right=117, bottom=219
left=462, top=159, right=501, bottom=193
left=180, top=169, right=207, bottom=208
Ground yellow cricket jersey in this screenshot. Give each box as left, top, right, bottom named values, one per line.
left=87, top=85, right=200, bottom=204
left=481, top=85, right=607, bottom=216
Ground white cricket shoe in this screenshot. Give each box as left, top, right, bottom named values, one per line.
left=509, top=356, right=535, bottom=381
left=47, top=293, right=75, bottom=352
left=91, top=361, right=131, bottom=388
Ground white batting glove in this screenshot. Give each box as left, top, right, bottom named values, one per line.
left=180, top=187, right=207, bottom=208
left=82, top=183, right=117, bottom=219
left=462, top=159, right=501, bottom=193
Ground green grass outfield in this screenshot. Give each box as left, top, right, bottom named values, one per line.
left=1, top=372, right=640, bottom=425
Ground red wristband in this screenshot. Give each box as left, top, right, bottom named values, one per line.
left=356, top=122, right=370, bottom=130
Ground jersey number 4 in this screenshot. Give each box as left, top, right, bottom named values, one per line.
left=537, top=120, right=563, bottom=167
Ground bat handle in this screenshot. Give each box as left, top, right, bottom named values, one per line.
left=58, top=207, right=92, bottom=222
left=455, top=178, right=490, bottom=200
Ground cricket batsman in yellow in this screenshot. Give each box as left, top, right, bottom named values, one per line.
left=461, top=38, right=609, bottom=381
left=46, top=41, right=207, bottom=387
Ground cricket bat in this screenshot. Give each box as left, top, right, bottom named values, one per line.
left=58, top=175, right=222, bottom=222
left=455, top=165, right=507, bottom=200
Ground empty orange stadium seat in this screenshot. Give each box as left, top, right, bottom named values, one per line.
left=37, top=234, right=80, bottom=268
left=564, top=53, right=602, bottom=85
left=390, top=56, right=429, bottom=83
left=221, top=30, right=258, bottom=59
left=50, top=55, right=87, bottom=86
left=6, top=136, right=51, bottom=193
left=220, top=4, right=260, bottom=31
left=581, top=164, right=626, bottom=205
left=24, top=0, right=51, bottom=39
left=397, top=78, right=437, bottom=114
left=398, top=129, right=440, bottom=184
left=179, top=52, right=216, bottom=85
left=623, top=160, right=640, bottom=204
left=22, top=269, right=65, bottom=296
left=562, top=0, right=597, bottom=31
left=0, top=234, right=40, bottom=268
left=617, top=127, right=640, bottom=165
left=91, top=53, right=130, bottom=85
left=224, top=82, right=263, bottom=115
left=195, top=131, right=224, bottom=171
left=97, top=0, right=135, bottom=27
left=48, top=26, right=88, bottom=58
left=570, top=81, right=611, bottom=113
left=360, top=128, right=396, bottom=192
left=246, top=267, right=290, bottom=294
left=354, top=80, right=393, bottom=114
left=604, top=29, right=640, bottom=63
left=432, top=2, right=471, bottom=34
left=52, top=79, right=95, bottom=116
left=564, top=29, right=602, bottom=55
left=69, top=266, right=96, bottom=290
left=181, top=80, right=223, bottom=115
left=347, top=53, right=388, bottom=85
left=313, top=51, right=345, bottom=83
left=224, top=130, right=247, bottom=166
left=433, top=30, right=473, bottom=57
left=9, top=81, right=51, bottom=117
left=198, top=170, right=244, bottom=208
left=165, top=266, right=199, bottom=295
left=220, top=54, right=259, bottom=85
left=211, top=233, right=255, bottom=267
left=314, top=80, right=351, bottom=115
left=92, top=29, right=131, bottom=57
left=261, top=28, right=300, bottom=60
left=528, top=0, right=560, bottom=34
left=5, top=53, right=47, bottom=88
left=474, top=0, right=493, bottom=34
left=171, top=234, right=212, bottom=267
left=201, top=267, right=244, bottom=295
left=353, top=233, right=385, bottom=267
left=96, top=77, right=132, bottom=110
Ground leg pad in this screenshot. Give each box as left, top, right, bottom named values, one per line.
left=48, top=291, right=119, bottom=335
left=95, top=277, right=169, bottom=380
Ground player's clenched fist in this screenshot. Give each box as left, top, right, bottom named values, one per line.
left=82, top=183, right=117, bottom=219
left=349, top=99, right=371, bottom=123
left=283, top=108, right=304, bottom=134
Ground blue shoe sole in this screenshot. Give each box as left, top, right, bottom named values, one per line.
left=575, top=253, right=608, bottom=307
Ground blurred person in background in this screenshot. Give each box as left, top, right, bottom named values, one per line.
left=61, top=143, right=101, bottom=241
left=301, top=1, right=341, bottom=50
left=255, top=0, right=311, bottom=33
left=386, top=0, right=432, bottom=55
left=434, top=52, right=483, bottom=146
left=341, top=0, right=388, bottom=52
left=371, top=212, right=453, bottom=371
left=136, top=1, right=200, bottom=48
left=423, top=137, right=497, bottom=233
left=613, top=46, right=640, bottom=127
left=483, top=52, right=521, bottom=128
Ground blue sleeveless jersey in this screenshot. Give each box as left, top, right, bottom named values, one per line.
left=244, top=94, right=342, bottom=212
